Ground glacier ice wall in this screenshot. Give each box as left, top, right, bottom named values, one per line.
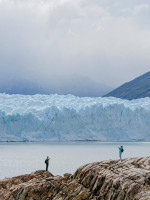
left=0, top=94, right=150, bottom=141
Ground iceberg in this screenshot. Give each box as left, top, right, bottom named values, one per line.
left=0, top=94, right=150, bottom=141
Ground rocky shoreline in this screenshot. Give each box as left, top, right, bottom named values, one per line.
left=0, top=157, right=150, bottom=200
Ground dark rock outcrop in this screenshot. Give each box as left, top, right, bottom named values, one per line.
left=1, top=157, right=150, bottom=200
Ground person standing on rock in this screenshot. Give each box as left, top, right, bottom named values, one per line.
left=118, top=146, right=124, bottom=160
left=45, top=156, right=50, bottom=171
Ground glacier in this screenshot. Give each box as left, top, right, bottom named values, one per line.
left=0, top=93, right=150, bottom=141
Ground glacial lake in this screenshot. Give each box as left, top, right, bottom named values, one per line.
left=0, top=142, right=150, bottom=180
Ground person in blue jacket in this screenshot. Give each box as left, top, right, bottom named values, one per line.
left=118, top=146, right=124, bottom=160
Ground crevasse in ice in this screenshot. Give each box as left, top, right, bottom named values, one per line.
left=0, top=94, right=150, bottom=141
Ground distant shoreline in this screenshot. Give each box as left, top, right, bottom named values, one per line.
left=0, top=140, right=147, bottom=143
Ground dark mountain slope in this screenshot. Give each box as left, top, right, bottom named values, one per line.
left=104, top=71, right=150, bottom=100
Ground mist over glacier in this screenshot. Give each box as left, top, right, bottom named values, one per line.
left=0, top=94, right=150, bottom=142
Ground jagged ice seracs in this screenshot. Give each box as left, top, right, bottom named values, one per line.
left=0, top=94, right=150, bottom=141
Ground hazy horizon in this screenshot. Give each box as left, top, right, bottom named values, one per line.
left=0, top=0, right=150, bottom=95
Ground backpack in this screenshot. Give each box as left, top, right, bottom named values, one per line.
left=121, top=148, right=124, bottom=152
left=45, top=159, right=47, bottom=164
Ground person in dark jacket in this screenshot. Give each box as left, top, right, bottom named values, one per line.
left=45, top=156, right=50, bottom=171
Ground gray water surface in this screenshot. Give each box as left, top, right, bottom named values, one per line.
left=0, top=142, right=150, bottom=179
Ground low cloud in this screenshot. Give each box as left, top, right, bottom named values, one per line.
left=0, top=0, right=149, bottom=94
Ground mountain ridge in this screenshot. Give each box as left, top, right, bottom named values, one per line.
left=104, top=71, right=150, bottom=100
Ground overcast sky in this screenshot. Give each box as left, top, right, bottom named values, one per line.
left=0, top=0, right=150, bottom=92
